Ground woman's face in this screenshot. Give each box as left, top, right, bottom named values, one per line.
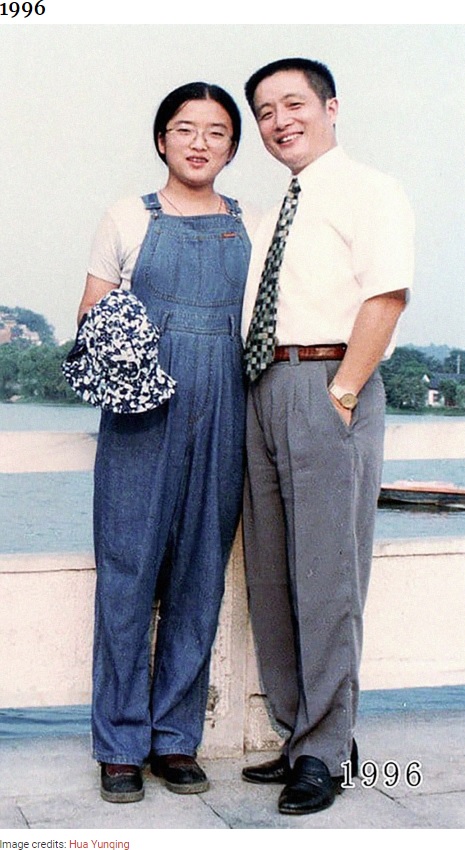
left=158, top=98, right=236, bottom=189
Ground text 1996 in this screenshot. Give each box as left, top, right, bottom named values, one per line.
left=340, top=759, right=423, bottom=789
left=0, top=2, right=45, bottom=17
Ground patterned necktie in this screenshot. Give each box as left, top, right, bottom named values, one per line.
left=244, top=177, right=301, bottom=381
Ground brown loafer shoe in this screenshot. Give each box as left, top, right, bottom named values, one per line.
left=100, top=763, right=144, bottom=803
left=151, top=754, right=210, bottom=794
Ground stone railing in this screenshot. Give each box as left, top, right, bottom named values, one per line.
left=1, top=420, right=464, bottom=755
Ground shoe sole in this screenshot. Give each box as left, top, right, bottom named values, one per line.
left=242, top=774, right=288, bottom=785
left=163, top=778, right=210, bottom=794
left=278, top=797, right=335, bottom=815
left=100, top=787, right=145, bottom=803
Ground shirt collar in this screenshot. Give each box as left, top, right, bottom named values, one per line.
left=294, top=145, right=346, bottom=191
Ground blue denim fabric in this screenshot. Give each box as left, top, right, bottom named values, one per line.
left=92, top=195, right=250, bottom=765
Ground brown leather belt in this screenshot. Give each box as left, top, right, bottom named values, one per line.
left=274, top=344, right=347, bottom=362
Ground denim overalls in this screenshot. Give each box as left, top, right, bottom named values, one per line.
left=92, top=194, right=250, bottom=765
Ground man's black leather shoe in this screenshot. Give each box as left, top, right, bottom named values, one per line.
left=242, top=753, right=291, bottom=785
left=100, top=763, right=144, bottom=803
left=332, top=739, right=359, bottom=794
left=151, top=754, right=209, bottom=794
left=278, top=756, right=335, bottom=815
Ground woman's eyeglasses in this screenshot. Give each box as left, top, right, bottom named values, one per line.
left=165, top=125, right=232, bottom=148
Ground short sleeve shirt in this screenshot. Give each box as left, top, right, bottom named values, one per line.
left=87, top=197, right=151, bottom=288
left=241, top=147, right=414, bottom=356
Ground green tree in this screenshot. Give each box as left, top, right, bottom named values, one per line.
left=380, top=347, right=429, bottom=410
left=18, top=342, right=78, bottom=402
left=439, top=378, right=458, bottom=407
left=0, top=343, right=21, bottom=400
left=443, top=349, right=465, bottom=376
left=0, top=306, right=56, bottom=345
left=456, top=384, right=465, bottom=409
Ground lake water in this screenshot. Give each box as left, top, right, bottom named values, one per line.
left=1, top=404, right=464, bottom=553
left=0, top=402, right=101, bottom=433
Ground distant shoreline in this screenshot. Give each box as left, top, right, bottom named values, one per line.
left=386, top=406, right=465, bottom=418
left=2, top=400, right=465, bottom=417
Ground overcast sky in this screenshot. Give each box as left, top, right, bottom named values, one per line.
left=1, top=24, right=464, bottom=348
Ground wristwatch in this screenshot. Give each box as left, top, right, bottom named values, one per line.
left=328, top=382, right=359, bottom=410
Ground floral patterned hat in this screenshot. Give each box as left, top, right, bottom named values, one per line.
left=62, top=289, right=176, bottom=414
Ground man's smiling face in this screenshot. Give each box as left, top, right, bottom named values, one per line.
left=253, top=69, right=338, bottom=174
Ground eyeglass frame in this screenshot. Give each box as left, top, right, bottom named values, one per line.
left=164, top=123, right=234, bottom=149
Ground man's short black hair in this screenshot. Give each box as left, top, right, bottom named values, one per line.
left=245, top=58, right=336, bottom=113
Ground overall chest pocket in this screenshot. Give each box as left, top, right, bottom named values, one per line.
left=139, top=227, right=250, bottom=307
left=220, top=231, right=250, bottom=288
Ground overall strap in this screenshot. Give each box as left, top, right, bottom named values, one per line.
left=222, top=196, right=243, bottom=220
left=141, top=192, right=162, bottom=219
left=142, top=192, right=243, bottom=220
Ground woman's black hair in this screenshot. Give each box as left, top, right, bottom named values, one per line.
left=153, top=81, right=241, bottom=164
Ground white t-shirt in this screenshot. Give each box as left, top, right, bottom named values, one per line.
left=88, top=195, right=256, bottom=288
left=241, top=147, right=415, bottom=356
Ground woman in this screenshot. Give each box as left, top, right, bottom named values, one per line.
left=78, top=82, right=251, bottom=803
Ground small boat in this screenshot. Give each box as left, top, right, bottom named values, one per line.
left=379, top=480, right=465, bottom=510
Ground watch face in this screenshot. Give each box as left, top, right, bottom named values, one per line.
left=340, top=393, right=358, bottom=410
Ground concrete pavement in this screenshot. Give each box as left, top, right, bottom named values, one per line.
left=1, top=707, right=464, bottom=830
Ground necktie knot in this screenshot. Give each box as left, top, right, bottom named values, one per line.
left=289, top=177, right=301, bottom=197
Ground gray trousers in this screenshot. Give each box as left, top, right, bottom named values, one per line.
left=243, top=354, right=385, bottom=775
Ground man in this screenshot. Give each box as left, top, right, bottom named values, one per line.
left=241, top=58, right=414, bottom=815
